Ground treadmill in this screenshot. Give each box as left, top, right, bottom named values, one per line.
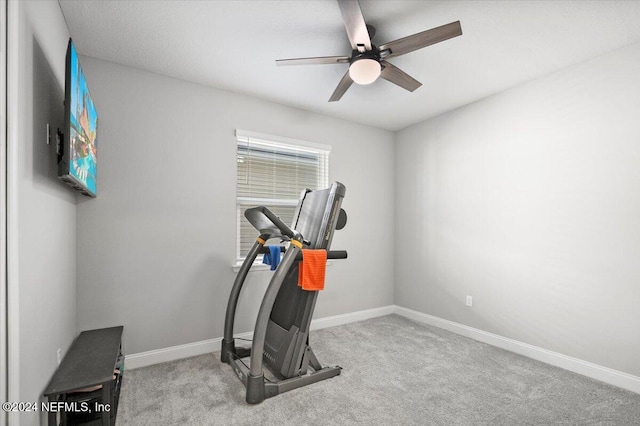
left=221, top=182, right=347, bottom=404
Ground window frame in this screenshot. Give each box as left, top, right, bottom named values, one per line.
left=235, top=129, right=331, bottom=265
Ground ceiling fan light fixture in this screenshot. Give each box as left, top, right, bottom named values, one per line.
left=349, top=58, right=381, bottom=85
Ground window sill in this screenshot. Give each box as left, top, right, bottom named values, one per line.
left=232, top=260, right=334, bottom=273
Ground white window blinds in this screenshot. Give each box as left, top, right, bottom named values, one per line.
left=236, top=130, right=330, bottom=259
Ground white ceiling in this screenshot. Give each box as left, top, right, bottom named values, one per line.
left=58, top=0, right=640, bottom=131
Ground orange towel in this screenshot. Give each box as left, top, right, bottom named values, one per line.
left=298, top=249, right=327, bottom=291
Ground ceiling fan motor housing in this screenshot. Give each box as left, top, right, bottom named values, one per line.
left=349, top=45, right=381, bottom=65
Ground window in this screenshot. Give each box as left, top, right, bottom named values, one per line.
left=236, top=130, right=330, bottom=260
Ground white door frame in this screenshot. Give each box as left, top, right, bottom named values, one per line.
left=0, top=0, right=8, bottom=419
left=0, top=0, right=9, bottom=426
left=3, top=0, right=20, bottom=425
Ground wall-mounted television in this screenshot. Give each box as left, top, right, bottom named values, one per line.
left=58, top=39, right=98, bottom=197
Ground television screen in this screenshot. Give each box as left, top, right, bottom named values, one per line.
left=59, top=39, right=98, bottom=197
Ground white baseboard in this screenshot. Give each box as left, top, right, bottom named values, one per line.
left=310, top=305, right=395, bottom=331
left=125, top=305, right=394, bottom=370
left=126, top=336, right=218, bottom=371
left=393, top=306, right=640, bottom=395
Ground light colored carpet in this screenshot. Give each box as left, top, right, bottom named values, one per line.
left=116, top=315, right=640, bottom=425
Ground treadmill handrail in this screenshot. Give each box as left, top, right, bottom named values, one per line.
left=256, top=245, right=348, bottom=260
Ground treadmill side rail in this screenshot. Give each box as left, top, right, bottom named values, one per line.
left=221, top=238, right=264, bottom=363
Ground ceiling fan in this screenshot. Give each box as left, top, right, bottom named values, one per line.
left=276, top=0, right=462, bottom=102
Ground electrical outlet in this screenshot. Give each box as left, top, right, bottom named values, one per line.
left=57, top=348, right=62, bottom=365
left=465, top=295, right=473, bottom=307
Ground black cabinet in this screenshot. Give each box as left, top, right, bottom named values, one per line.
left=44, top=326, right=124, bottom=426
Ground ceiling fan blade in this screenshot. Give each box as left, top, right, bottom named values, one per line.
left=380, top=60, right=422, bottom=92
left=379, top=21, right=462, bottom=59
left=337, top=0, right=371, bottom=52
left=329, top=70, right=354, bottom=102
left=276, top=56, right=350, bottom=66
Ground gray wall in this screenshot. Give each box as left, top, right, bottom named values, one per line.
left=395, top=42, right=640, bottom=376
left=16, top=1, right=77, bottom=424
left=76, top=57, right=395, bottom=355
